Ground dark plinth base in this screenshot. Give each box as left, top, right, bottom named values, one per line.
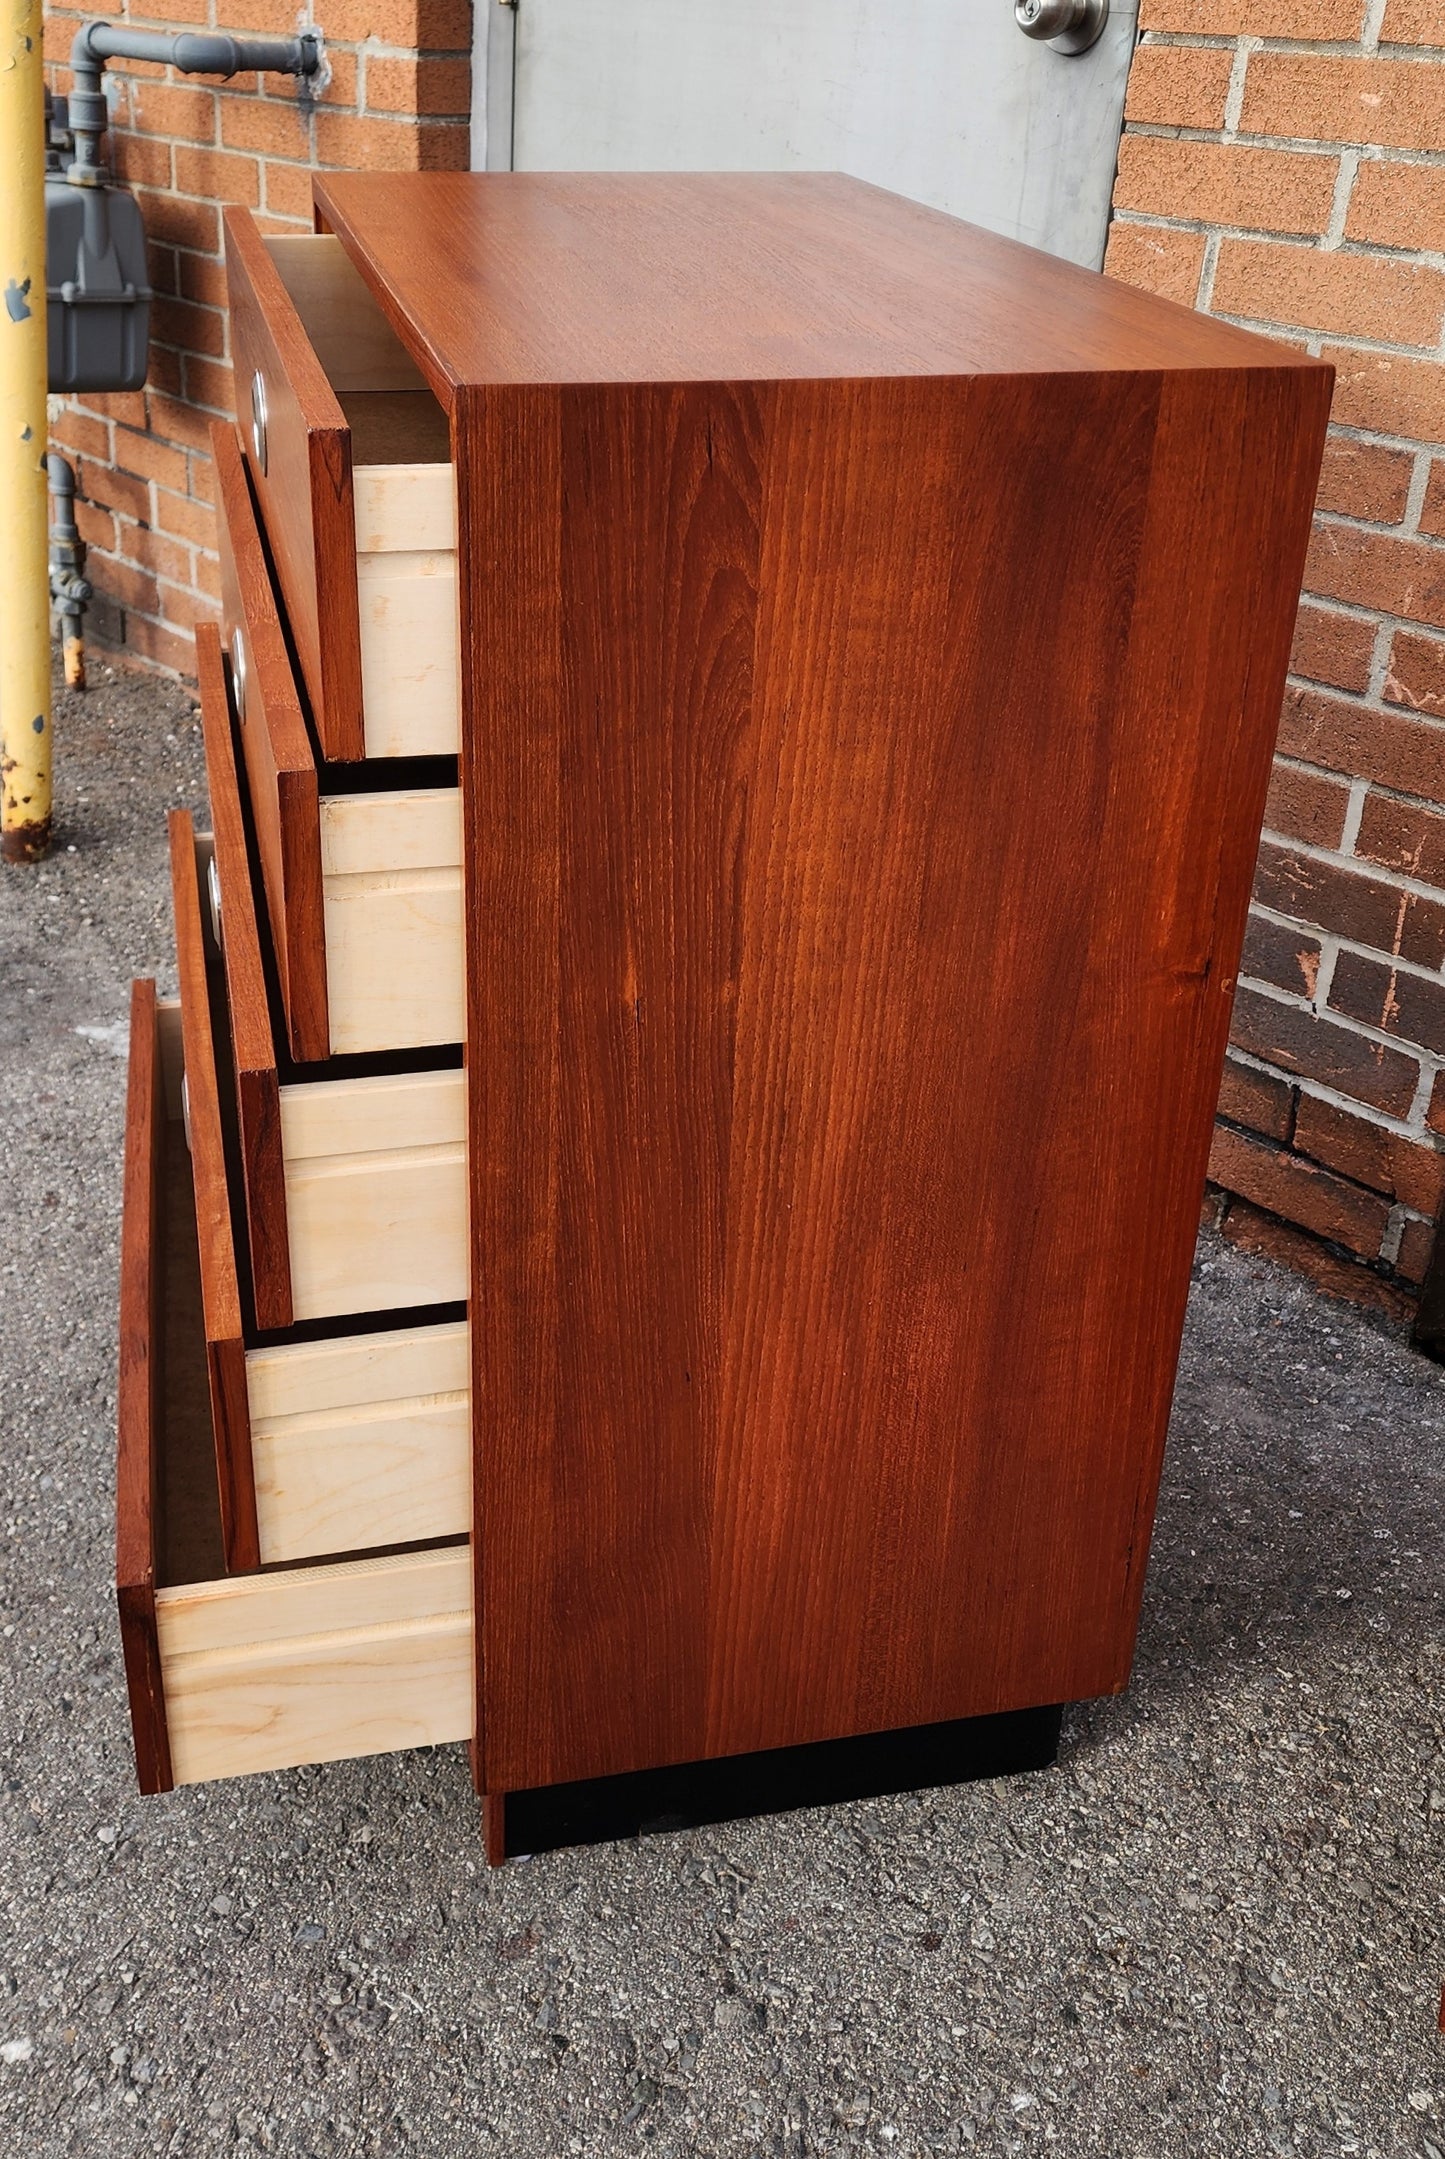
left=496, top=1702, right=1065, bottom=1860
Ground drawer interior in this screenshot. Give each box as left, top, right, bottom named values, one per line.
left=154, top=999, right=228, bottom=1590
left=144, top=1001, right=473, bottom=1786
left=264, top=233, right=450, bottom=466
left=260, top=233, right=458, bottom=752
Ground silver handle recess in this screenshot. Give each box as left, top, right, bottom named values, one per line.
left=230, top=625, right=247, bottom=723
left=250, top=367, right=269, bottom=474
left=206, top=852, right=223, bottom=951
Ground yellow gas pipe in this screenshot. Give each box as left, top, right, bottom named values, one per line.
left=1, top=0, right=51, bottom=863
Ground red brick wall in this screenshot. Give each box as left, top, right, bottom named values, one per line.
left=44, top=0, right=472, bottom=675
left=1108, top=0, right=1445, bottom=1304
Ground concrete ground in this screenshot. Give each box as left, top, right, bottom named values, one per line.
left=1, top=662, right=1443, bottom=2159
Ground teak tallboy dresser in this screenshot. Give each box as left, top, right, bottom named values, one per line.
left=115, top=173, right=1331, bottom=1858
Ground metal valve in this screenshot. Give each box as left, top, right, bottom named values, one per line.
left=1015, top=0, right=1109, bottom=54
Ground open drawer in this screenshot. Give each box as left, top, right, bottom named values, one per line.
left=223, top=208, right=459, bottom=762
left=117, top=978, right=473, bottom=1794
left=168, top=795, right=467, bottom=1334
left=208, top=444, right=463, bottom=1062
left=122, top=933, right=470, bottom=1571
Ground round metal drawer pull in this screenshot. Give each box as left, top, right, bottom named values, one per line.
left=250, top=367, right=269, bottom=475
left=207, top=853, right=224, bottom=950
left=230, top=625, right=248, bottom=723
left=1015, top=0, right=1108, bottom=53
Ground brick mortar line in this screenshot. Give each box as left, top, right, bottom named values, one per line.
left=1266, top=758, right=1445, bottom=840
left=355, top=112, right=472, bottom=125
left=1311, top=929, right=1342, bottom=1009
left=1188, top=231, right=1215, bottom=310
left=1113, top=215, right=1445, bottom=281
left=357, top=42, right=476, bottom=60
left=1112, top=211, right=1369, bottom=249
left=1283, top=672, right=1445, bottom=737
left=1301, top=500, right=1439, bottom=538
left=1237, top=231, right=1444, bottom=272
left=1226, top=1042, right=1442, bottom=1148
left=1240, top=942, right=1444, bottom=1037
left=1408, top=1061, right=1436, bottom=1127
left=105, top=106, right=468, bottom=128
left=1327, top=147, right=1360, bottom=250
left=1119, top=132, right=1445, bottom=164
left=1139, top=34, right=1363, bottom=53
left=1260, top=817, right=1445, bottom=907
left=1222, top=37, right=1255, bottom=136
left=1109, top=231, right=1445, bottom=360
left=1121, top=126, right=1445, bottom=169
left=1212, top=1106, right=1435, bottom=1224
left=1290, top=589, right=1445, bottom=638
left=1235, top=971, right=1443, bottom=1122
left=1210, top=308, right=1445, bottom=364
left=1247, top=898, right=1445, bottom=990
left=1140, top=33, right=1441, bottom=59
left=1402, top=452, right=1433, bottom=535
left=1366, top=614, right=1401, bottom=699
left=1316, top=417, right=1445, bottom=458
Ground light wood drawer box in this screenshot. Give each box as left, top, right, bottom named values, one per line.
left=224, top=208, right=459, bottom=763
left=168, top=763, right=468, bottom=1334
left=145, top=812, right=471, bottom=1571
left=117, top=979, right=473, bottom=1794
left=210, top=445, right=463, bottom=1063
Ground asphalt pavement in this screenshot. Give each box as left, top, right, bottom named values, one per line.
left=1, top=660, right=1442, bottom=2158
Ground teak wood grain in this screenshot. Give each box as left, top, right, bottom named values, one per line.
left=312, top=171, right=1324, bottom=400
left=312, top=175, right=1334, bottom=1799
left=116, top=977, right=174, bottom=1794
left=210, top=426, right=330, bottom=1065
left=192, top=627, right=295, bottom=1333
left=224, top=208, right=366, bottom=763
left=166, top=808, right=261, bottom=1569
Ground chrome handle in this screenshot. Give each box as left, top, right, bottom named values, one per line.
left=230, top=625, right=247, bottom=724
left=250, top=366, right=268, bottom=475
left=1015, top=0, right=1108, bottom=53
left=180, top=1071, right=192, bottom=1154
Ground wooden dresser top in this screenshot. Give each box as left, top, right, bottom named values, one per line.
left=313, top=171, right=1321, bottom=404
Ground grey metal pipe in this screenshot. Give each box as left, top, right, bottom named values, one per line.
left=47, top=453, right=92, bottom=690
left=67, top=20, right=324, bottom=184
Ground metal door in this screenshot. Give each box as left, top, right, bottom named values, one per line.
left=474, top=1, right=1139, bottom=269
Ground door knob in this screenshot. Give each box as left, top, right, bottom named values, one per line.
left=1015, top=0, right=1109, bottom=53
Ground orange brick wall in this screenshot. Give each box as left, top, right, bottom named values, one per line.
left=1108, top=0, right=1445, bottom=1302
left=44, top=0, right=472, bottom=675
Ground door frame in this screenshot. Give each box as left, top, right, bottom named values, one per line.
left=470, top=0, right=517, bottom=171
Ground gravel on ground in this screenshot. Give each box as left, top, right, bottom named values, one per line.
left=1, top=661, right=1442, bottom=2158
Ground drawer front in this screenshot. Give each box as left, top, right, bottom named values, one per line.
left=212, top=423, right=329, bottom=1063
left=205, top=504, right=465, bottom=1061
left=224, top=210, right=459, bottom=762
left=117, top=980, right=473, bottom=1793
left=170, top=801, right=468, bottom=1332
left=225, top=208, right=365, bottom=763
